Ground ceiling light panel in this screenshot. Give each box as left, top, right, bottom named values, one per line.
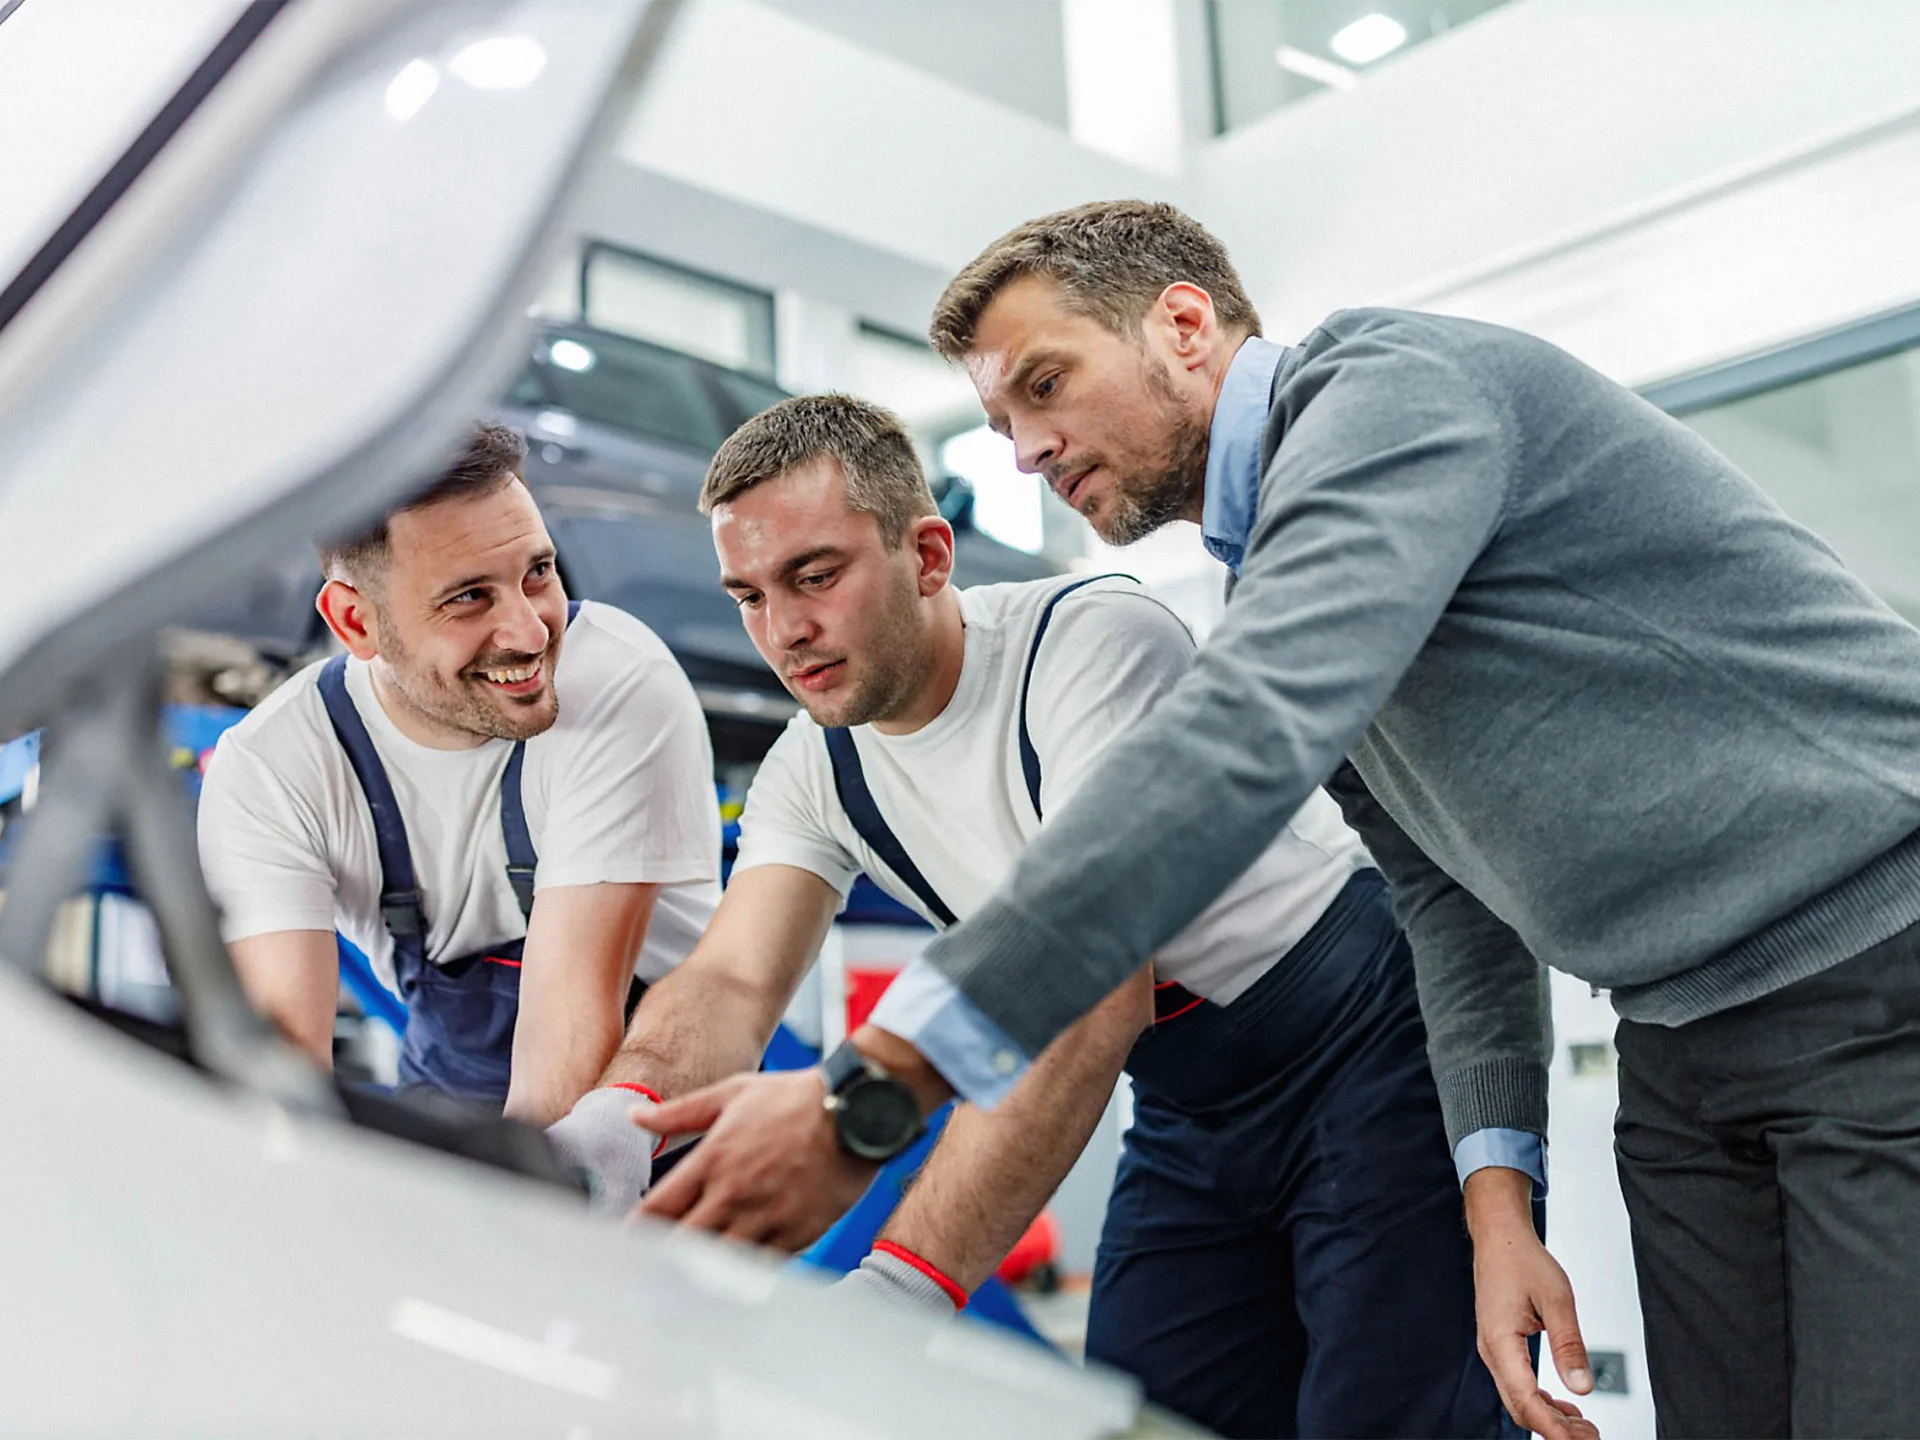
left=1329, top=13, right=1408, bottom=65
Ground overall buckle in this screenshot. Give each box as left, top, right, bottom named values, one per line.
left=380, top=888, right=426, bottom=938
left=506, top=864, right=536, bottom=918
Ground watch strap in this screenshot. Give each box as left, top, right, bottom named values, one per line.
left=821, top=1037, right=873, bottom=1097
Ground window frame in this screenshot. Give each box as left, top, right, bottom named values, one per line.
left=1641, top=298, right=1920, bottom=417
left=576, top=241, right=778, bottom=380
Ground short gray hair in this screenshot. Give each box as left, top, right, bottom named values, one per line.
left=701, top=393, right=937, bottom=547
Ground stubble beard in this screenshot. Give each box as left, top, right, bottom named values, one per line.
left=377, top=616, right=560, bottom=743
left=1088, top=357, right=1212, bottom=548
left=794, top=567, right=934, bottom=730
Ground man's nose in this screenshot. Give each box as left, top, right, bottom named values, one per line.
left=763, top=592, right=815, bottom=652
left=496, top=589, right=553, bottom=655
left=1012, top=420, right=1058, bottom=477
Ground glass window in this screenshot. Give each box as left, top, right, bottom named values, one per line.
left=1675, top=344, right=1920, bottom=622
left=851, top=323, right=983, bottom=436
left=1210, top=0, right=1515, bottom=132
left=707, top=368, right=789, bottom=429
left=581, top=244, right=777, bottom=378
left=519, top=330, right=726, bottom=453
left=941, top=424, right=1045, bottom=555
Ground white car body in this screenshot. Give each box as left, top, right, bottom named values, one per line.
left=0, top=3, right=1175, bottom=1433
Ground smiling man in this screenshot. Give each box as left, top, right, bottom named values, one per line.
left=640, top=202, right=1920, bottom=1440
left=196, top=424, right=720, bottom=1149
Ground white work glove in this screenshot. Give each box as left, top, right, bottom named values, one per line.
left=545, top=1086, right=661, bottom=1219
left=836, top=1243, right=965, bottom=1317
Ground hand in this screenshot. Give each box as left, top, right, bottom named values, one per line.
left=635, top=1070, right=878, bottom=1249
left=544, top=1087, right=660, bottom=1219
left=1464, top=1166, right=1600, bottom=1440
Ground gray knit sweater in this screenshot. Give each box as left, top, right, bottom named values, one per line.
left=922, top=308, right=1920, bottom=1146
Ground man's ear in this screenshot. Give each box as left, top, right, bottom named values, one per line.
left=908, top=515, right=957, bottom=598
left=1156, top=282, right=1221, bottom=372
left=316, top=578, right=380, bottom=660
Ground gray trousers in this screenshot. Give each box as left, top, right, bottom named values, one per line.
left=1615, top=921, right=1920, bottom=1438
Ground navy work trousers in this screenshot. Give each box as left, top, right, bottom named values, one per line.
left=1085, top=870, right=1503, bottom=1440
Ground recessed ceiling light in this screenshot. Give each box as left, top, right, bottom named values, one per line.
left=1275, top=45, right=1359, bottom=90
left=1330, top=13, right=1408, bottom=65
left=548, top=339, right=596, bottom=373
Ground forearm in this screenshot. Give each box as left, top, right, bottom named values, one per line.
left=505, top=1005, right=625, bottom=1125
left=597, top=963, right=786, bottom=1100
left=876, top=968, right=1150, bottom=1293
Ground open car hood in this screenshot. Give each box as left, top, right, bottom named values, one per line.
left=0, top=0, right=659, bottom=734
left=0, top=6, right=1166, bottom=1434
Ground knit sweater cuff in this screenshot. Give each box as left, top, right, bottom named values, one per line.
left=1437, top=1056, right=1549, bottom=1152
left=924, top=898, right=1108, bottom=1059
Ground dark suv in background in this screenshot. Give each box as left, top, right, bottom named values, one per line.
left=188, top=320, right=1055, bottom=762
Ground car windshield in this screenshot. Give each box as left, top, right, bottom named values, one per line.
left=509, top=330, right=727, bottom=452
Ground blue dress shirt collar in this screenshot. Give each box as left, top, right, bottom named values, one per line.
left=1200, top=334, right=1290, bottom=575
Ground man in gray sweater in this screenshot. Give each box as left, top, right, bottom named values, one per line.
left=640, top=202, right=1920, bottom=1439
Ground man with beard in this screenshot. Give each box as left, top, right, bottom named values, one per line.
left=605, top=393, right=1505, bottom=1439
left=197, top=424, right=721, bottom=1170
left=640, top=201, right=1920, bottom=1440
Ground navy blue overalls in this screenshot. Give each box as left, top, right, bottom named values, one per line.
left=317, top=601, right=612, bottom=1105
left=825, top=578, right=1505, bottom=1440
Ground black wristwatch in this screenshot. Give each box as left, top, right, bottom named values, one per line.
left=820, top=1039, right=925, bottom=1163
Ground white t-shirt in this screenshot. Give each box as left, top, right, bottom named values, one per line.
left=198, top=600, right=720, bottom=993
left=733, top=576, right=1370, bottom=1005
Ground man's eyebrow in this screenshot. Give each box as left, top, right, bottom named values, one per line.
left=1003, top=348, right=1064, bottom=396
left=430, top=546, right=555, bottom=603
left=778, top=545, right=846, bottom=578
left=720, top=545, right=847, bottom=592
left=432, top=572, right=495, bottom=602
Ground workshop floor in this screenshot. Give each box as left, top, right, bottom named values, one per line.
left=1019, top=1276, right=1092, bottom=1358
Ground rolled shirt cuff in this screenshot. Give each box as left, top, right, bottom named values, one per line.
left=866, top=959, right=1029, bottom=1110
left=1453, top=1126, right=1548, bottom=1197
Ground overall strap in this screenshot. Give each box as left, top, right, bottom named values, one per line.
left=317, top=655, right=427, bottom=956
left=1008, top=573, right=1201, bottom=1025
left=500, top=744, right=537, bottom=918
left=500, top=598, right=585, bottom=919
left=823, top=727, right=958, bottom=928
left=1017, top=574, right=1133, bottom=819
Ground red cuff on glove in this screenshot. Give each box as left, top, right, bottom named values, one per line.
left=873, top=1240, right=968, bottom=1311
left=608, top=1082, right=668, bottom=1157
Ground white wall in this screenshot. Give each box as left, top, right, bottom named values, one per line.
left=613, top=0, right=1183, bottom=284
left=583, top=0, right=1920, bottom=400
left=585, top=0, right=1920, bottom=427
left=1546, top=973, right=1657, bottom=1438
left=1198, top=0, right=1920, bottom=383
left=758, top=0, right=1069, bottom=129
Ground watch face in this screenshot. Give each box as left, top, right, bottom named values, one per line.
left=837, top=1077, right=922, bottom=1161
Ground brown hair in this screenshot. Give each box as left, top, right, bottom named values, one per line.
left=317, top=423, right=526, bottom=586
left=928, top=199, right=1261, bottom=360
left=700, top=393, right=936, bottom=547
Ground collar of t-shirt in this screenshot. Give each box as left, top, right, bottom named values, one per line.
left=1200, top=334, right=1291, bottom=576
